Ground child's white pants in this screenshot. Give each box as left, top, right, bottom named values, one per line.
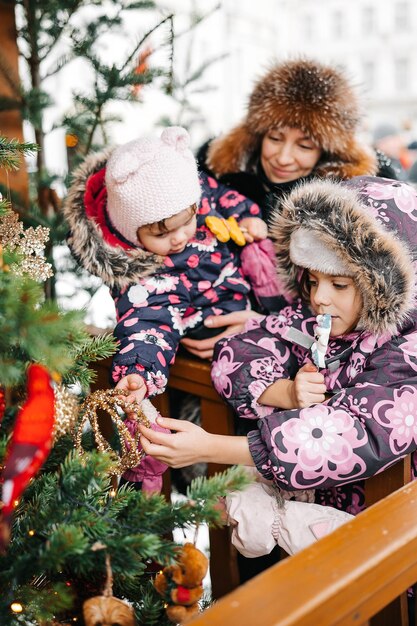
left=226, top=478, right=353, bottom=558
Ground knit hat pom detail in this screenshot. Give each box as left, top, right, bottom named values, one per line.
left=161, top=126, right=192, bottom=155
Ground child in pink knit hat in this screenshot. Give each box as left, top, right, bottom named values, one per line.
left=64, top=126, right=268, bottom=492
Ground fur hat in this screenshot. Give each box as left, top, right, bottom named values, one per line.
left=105, top=126, right=201, bottom=245
left=208, top=58, right=377, bottom=179
left=269, top=177, right=417, bottom=336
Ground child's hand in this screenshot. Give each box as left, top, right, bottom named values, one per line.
left=138, top=417, right=210, bottom=468
left=290, top=363, right=327, bottom=409
left=115, top=373, right=147, bottom=406
left=239, top=217, right=268, bottom=243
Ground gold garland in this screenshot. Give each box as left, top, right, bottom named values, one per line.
left=74, top=389, right=150, bottom=474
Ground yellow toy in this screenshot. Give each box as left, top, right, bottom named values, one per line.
left=205, top=215, right=246, bottom=246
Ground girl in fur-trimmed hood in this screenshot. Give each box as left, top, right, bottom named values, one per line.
left=138, top=177, right=417, bottom=529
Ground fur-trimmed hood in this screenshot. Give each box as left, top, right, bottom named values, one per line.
left=269, top=177, right=417, bottom=336
left=207, top=58, right=377, bottom=180
left=63, top=150, right=164, bottom=289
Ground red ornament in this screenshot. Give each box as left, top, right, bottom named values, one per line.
left=0, top=364, right=55, bottom=551
left=0, top=387, right=5, bottom=422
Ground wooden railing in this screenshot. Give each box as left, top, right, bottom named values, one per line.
left=189, top=479, right=417, bottom=626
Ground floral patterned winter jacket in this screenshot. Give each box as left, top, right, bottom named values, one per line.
left=212, top=176, right=417, bottom=514
left=63, top=151, right=260, bottom=396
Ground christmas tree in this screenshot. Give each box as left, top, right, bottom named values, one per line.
left=0, top=136, right=249, bottom=625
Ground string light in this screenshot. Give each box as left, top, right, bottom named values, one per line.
left=28, top=529, right=35, bottom=536
left=11, top=602, right=23, bottom=613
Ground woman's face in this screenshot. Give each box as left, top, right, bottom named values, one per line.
left=261, top=127, right=322, bottom=183
left=307, top=271, right=362, bottom=337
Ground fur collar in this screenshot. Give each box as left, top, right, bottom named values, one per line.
left=63, top=150, right=164, bottom=289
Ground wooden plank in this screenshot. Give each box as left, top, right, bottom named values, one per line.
left=366, top=457, right=412, bottom=626
left=0, top=2, right=29, bottom=204
left=189, top=480, right=417, bottom=626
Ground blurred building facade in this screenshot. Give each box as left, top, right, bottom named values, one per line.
left=185, top=0, right=417, bottom=145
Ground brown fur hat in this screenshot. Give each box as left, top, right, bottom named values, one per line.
left=208, top=58, right=377, bottom=179
left=269, top=176, right=417, bottom=337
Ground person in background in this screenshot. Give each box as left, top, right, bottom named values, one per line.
left=139, top=176, right=417, bottom=574
left=185, top=57, right=397, bottom=359
left=372, top=123, right=409, bottom=180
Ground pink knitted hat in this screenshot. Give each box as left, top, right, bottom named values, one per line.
left=105, top=126, right=201, bottom=244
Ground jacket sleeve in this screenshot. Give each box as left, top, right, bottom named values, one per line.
left=200, top=171, right=261, bottom=222
left=111, top=275, right=191, bottom=396
left=248, top=330, right=417, bottom=490
left=211, top=312, right=302, bottom=419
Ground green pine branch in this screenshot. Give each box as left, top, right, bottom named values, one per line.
left=0, top=137, right=38, bottom=172
left=0, top=447, right=250, bottom=625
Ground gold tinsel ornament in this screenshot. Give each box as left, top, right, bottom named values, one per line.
left=53, top=384, right=79, bottom=441
left=0, top=207, right=53, bottom=281
left=83, top=545, right=136, bottom=626
left=74, top=389, right=150, bottom=474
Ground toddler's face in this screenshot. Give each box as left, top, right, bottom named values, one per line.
left=307, top=270, right=362, bottom=336
left=137, top=205, right=197, bottom=256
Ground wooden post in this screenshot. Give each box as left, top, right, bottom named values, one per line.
left=0, top=1, right=29, bottom=206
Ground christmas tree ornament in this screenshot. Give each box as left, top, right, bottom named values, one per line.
left=154, top=542, right=209, bottom=624
left=52, top=384, right=79, bottom=441
left=83, top=550, right=136, bottom=626
left=0, top=208, right=53, bottom=280
left=0, top=386, right=5, bottom=422
left=74, top=389, right=150, bottom=474
left=0, top=363, right=55, bottom=551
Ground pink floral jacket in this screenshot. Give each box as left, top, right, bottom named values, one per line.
left=212, top=176, right=417, bottom=514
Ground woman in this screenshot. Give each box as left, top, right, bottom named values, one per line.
left=184, top=58, right=396, bottom=358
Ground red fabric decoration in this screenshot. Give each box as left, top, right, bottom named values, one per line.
left=0, top=364, right=55, bottom=550
left=0, top=387, right=5, bottom=422
left=176, top=586, right=191, bottom=605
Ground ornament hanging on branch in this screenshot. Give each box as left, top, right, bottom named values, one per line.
left=0, top=364, right=55, bottom=551
left=74, top=389, right=150, bottom=474
left=154, top=542, right=209, bottom=624
left=0, top=386, right=5, bottom=422
left=0, top=208, right=53, bottom=281
left=83, top=543, right=136, bottom=626
left=52, top=384, right=79, bottom=441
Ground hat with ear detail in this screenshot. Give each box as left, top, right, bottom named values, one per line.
left=105, top=126, right=201, bottom=245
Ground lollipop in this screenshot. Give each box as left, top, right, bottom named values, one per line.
left=311, top=314, right=331, bottom=368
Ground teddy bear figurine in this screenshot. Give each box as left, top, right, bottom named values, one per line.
left=154, top=542, right=209, bottom=624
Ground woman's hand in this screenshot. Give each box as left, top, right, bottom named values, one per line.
left=139, top=417, right=254, bottom=467
left=290, top=363, right=327, bottom=408
left=180, top=309, right=262, bottom=360
left=139, top=418, right=213, bottom=468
